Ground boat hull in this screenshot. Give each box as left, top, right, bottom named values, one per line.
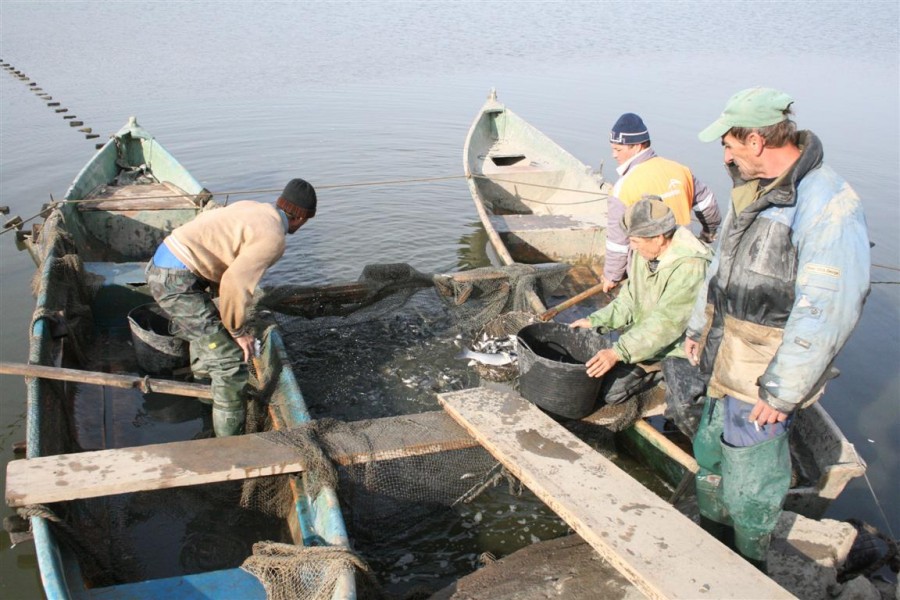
left=22, top=118, right=353, bottom=599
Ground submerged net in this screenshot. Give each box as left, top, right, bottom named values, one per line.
left=237, top=408, right=539, bottom=599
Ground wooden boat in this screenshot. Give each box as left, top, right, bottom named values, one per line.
left=15, top=117, right=354, bottom=599
left=463, top=90, right=866, bottom=519
left=463, top=89, right=611, bottom=315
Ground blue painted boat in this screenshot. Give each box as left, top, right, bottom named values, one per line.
left=19, top=117, right=355, bottom=599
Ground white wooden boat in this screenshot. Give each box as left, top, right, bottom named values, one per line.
left=463, top=90, right=866, bottom=519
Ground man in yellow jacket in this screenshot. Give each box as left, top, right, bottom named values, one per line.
left=602, top=113, right=721, bottom=293
left=146, top=178, right=317, bottom=436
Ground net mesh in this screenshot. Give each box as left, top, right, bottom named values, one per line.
left=26, top=229, right=630, bottom=599
left=257, top=262, right=568, bottom=335
left=235, top=262, right=639, bottom=599
left=241, top=542, right=382, bottom=600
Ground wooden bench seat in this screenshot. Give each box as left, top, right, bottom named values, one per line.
left=78, top=182, right=201, bottom=211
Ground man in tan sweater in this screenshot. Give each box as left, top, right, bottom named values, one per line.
left=146, top=178, right=317, bottom=436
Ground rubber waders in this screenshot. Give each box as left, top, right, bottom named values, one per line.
left=195, top=329, right=249, bottom=437
left=693, top=398, right=733, bottom=529
left=721, top=429, right=791, bottom=570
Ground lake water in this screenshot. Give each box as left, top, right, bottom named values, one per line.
left=1, top=1, right=898, bottom=597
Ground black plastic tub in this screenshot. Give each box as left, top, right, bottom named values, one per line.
left=515, top=322, right=609, bottom=419
left=127, top=303, right=189, bottom=376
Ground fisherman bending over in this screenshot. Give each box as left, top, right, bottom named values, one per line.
left=571, top=197, right=711, bottom=436
left=146, top=178, right=318, bottom=437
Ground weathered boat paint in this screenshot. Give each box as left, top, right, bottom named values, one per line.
left=22, top=117, right=355, bottom=599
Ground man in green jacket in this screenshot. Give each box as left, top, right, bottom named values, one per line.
left=571, top=197, right=712, bottom=436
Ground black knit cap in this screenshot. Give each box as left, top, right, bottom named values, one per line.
left=279, top=178, right=317, bottom=218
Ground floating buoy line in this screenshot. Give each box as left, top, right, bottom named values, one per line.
left=1, top=59, right=103, bottom=148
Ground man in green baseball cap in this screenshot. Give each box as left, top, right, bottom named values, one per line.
left=683, top=88, right=871, bottom=572
left=697, top=87, right=795, bottom=143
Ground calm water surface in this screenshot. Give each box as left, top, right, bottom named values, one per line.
left=1, top=1, right=898, bottom=597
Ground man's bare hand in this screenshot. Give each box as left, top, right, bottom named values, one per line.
left=748, top=399, right=789, bottom=427
left=685, top=338, right=701, bottom=366
left=585, top=348, right=620, bottom=378
left=699, top=229, right=718, bottom=244
left=601, top=276, right=618, bottom=293
left=569, top=318, right=592, bottom=329
left=233, top=334, right=256, bottom=363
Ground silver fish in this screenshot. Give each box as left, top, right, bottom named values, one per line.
left=455, top=348, right=515, bottom=366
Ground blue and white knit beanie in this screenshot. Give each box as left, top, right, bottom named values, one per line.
left=609, top=113, right=650, bottom=145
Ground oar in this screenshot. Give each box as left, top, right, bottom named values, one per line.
left=538, top=281, right=612, bottom=321
left=0, top=361, right=212, bottom=400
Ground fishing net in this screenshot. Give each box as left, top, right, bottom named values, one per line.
left=431, top=263, right=567, bottom=334
left=236, top=410, right=538, bottom=600
left=244, top=280, right=652, bottom=599
left=242, top=542, right=381, bottom=600
left=23, top=212, right=630, bottom=599
left=258, top=262, right=568, bottom=335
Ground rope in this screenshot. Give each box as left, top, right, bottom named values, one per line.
left=0, top=176, right=469, bottom=236
left=470, top=173, right=607, bottom=205
left=862, top=470, right=896, bottom=540
left=873, top=263, right=900, bottom=272
left=18, top=504, right=62, bottom=522
left=0, top=202, right=58, bottom=237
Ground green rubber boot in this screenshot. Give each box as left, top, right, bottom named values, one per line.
left=195, top=329, right=249, bottom=437
left=721, top=430, right=791, bottom=572
left=212, top=403, right=246, bottom=437
left=692, top=398, right=735, bottom=546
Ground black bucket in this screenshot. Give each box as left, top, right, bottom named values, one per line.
left=127, top=303, right=189, bottom=376
left=516, top=322, right=609, bottom=419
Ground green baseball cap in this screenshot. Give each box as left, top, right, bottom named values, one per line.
left=698, top=87, right=794, bottom=143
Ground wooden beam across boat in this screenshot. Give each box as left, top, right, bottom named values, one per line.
left=5, top=411, right=478, bottom=508
left=5, top=386, right=699, bottom=509
left=438, top=387, right=792, bottom=600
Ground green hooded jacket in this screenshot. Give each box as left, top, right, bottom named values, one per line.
left=588, top=227, right=712, bottom=364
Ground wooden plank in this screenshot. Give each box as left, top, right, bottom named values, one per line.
left=6, top=434, right=301, bottom=507
left=5, top=411, right=477, bottom=507
left=438, top=388, right=793, bottom=600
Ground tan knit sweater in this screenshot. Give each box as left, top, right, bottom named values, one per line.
left=165, top=201, right=286, bottom=334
